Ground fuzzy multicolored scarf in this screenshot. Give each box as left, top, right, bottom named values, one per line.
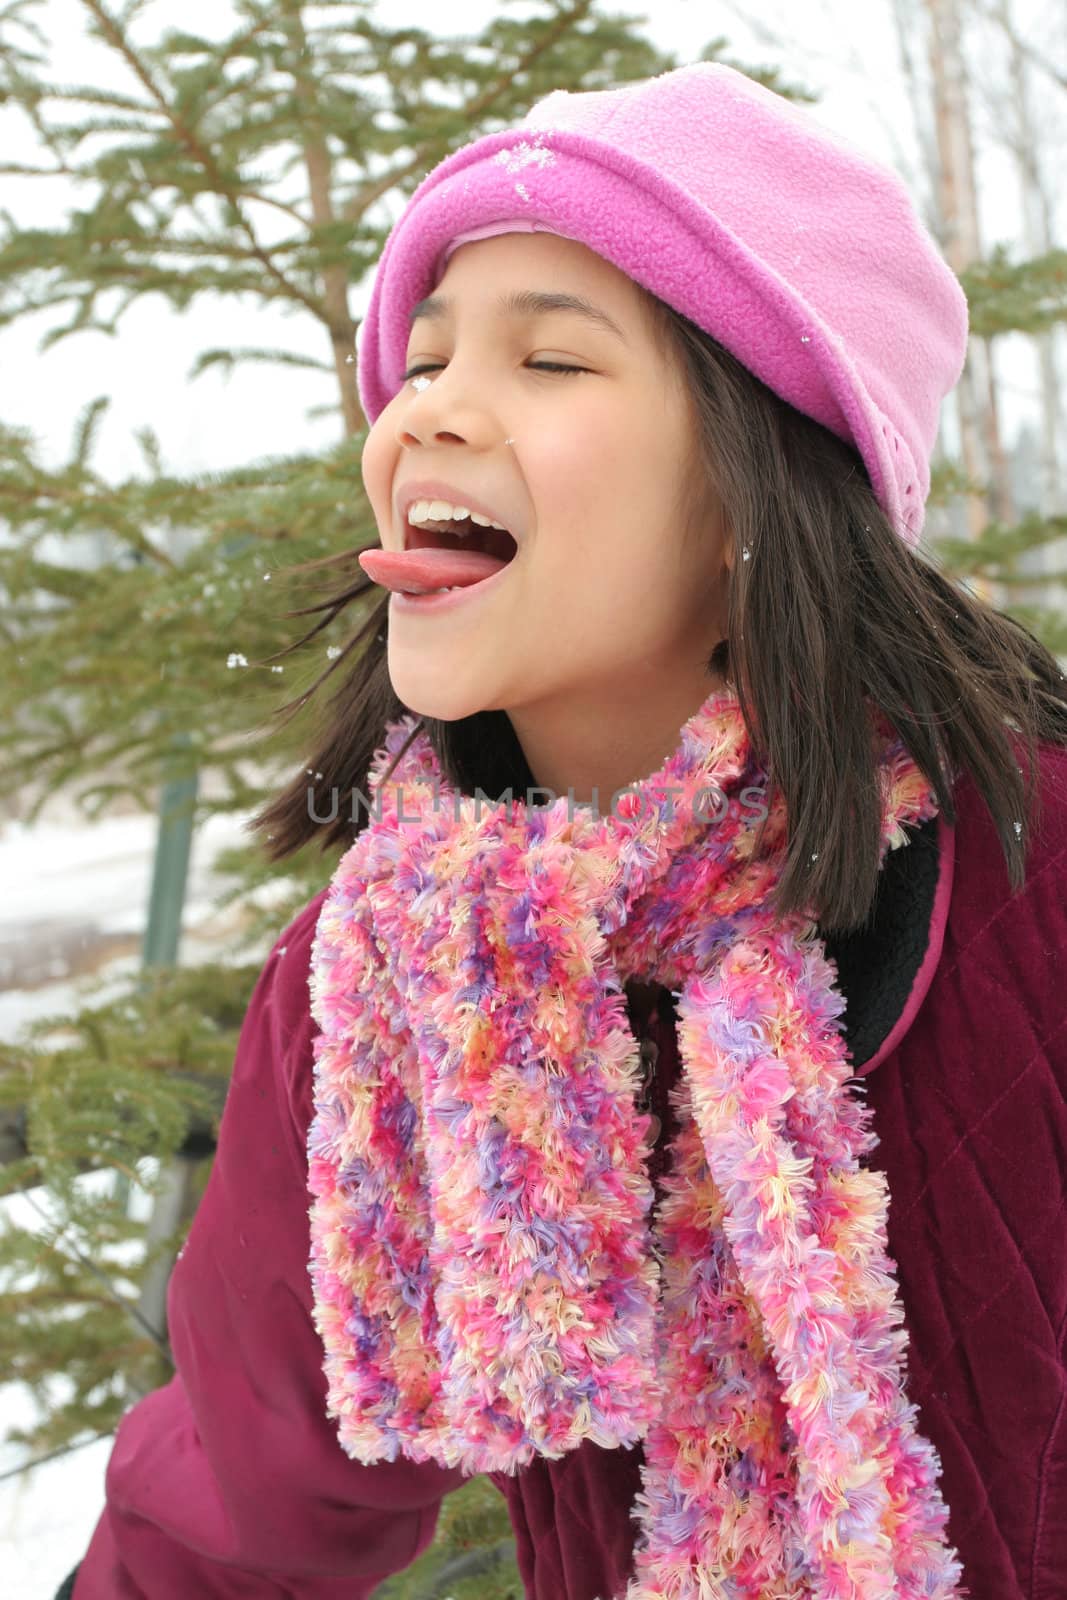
left=306, top=686, right=968, bottom=1599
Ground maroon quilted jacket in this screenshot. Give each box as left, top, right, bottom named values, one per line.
left=71, top=742, right=1067, bottom=1599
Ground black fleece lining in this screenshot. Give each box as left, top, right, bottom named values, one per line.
left=820, top=813, right=941, bottom=1072
left=641, top=814, right=940, bottom=1082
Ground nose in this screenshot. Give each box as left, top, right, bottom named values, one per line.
left=397, top=417, right=466, bottom=447
left=395, top=367, right=500, bottom=451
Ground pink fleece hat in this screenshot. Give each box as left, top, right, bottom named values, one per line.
left=356, top=63, right=969, bottom=546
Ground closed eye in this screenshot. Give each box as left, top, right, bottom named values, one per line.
left=401, top=361, right=588, bottom=380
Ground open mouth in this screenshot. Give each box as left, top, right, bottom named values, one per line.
left=358, top=510, right=519, bottom=597
left=405, top=513, right=517, bottom=568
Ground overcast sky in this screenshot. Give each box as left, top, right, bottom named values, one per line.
left=1, top=0, right=1063, bottom=484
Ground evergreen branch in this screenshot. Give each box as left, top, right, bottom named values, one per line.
left=0, top=162, right=83, bottom=179
left=279, top=2, right=360, bottom=432
left=189, top=346, right=334, bottom=379
left=191, top=10, right=276, bottom=101
left=0, top=1425, right=114, bottom=1485
left=959, top=243, right=1067, bottom=338
left=27, top=80, right=157, bottom=115
left=16, top=1187, right=172, bottom=1361
left=0, top=156, right=309, bottom=226
left=0, top=257, right=318, bottom=342
left=417, top=1540, right=516, bottom=1597
left=74, top=394, right=109, bottom=468
left=0, top=0, right=47, bottom=50
left=933, top=511, right=1067, bottom=577
left=134, top=422, right=162, bottom=475
left=0, top=1086, right=224, bottom=1192
left=340, top=0, right=598, bottom=224
left=3, top=224, right=317, bottom=270
left=0, top=498, right=177, bottom=570
left=78, top=0, right=326, bottom=321
left=232, top=187, right=309, bottom=227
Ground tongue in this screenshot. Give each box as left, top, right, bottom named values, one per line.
left=359, top=546, right=510, bottom=593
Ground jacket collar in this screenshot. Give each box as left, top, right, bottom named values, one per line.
left=820, top=809, right=956, bottom=1076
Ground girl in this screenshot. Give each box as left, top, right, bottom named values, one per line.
left=67, top=63, right=1067, bottom=1600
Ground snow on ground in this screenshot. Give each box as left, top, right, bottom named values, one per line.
left=0, top=1176, right=158, bottom=1599
left=1, top=1419, right=113, bottom=1598
left=0, top=803, right=288, bottom=1597
left=0, top=805, right=273, bottom=1039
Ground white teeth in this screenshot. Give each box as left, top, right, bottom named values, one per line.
left=407, top=497, right=508, bottom=532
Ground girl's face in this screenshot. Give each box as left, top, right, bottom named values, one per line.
left=361, top=232, right=733, bottom=798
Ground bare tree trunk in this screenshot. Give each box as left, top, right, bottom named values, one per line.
left=952, top=7, right=1015, bottom=529
left=890, top=0, right=942, bottom=234
left=924, top=0, right=1011, bottom=601
left=892, top=0, right=970, bottom=552
left=978, top=0, right=1067, bottom=629
left=282, top=3, right=363, bottom=438
left=987, top=0, right=1066, bottom=519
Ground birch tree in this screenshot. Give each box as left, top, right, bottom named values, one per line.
left=969, top=0, right=1067, bottom=622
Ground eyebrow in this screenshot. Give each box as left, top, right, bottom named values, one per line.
left=407, top=288, right=627, bottom=343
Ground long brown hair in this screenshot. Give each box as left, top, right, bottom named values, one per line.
left=248, top=293, right=1067, bottom=935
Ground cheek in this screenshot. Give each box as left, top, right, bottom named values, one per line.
left=523, top=409, right=639, bottom=546
left=360, top=413, right=398, bottom=523
left=531, top=524, right=684, bottom=652
left=528, top=445, right=677, bottom=593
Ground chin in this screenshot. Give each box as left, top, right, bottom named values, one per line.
left=387, top=662, right=493, bottom=725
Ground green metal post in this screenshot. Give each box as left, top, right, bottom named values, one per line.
left=111, top=734, right=199, bottom=1216
left=141, top=734, right=199, bottom=970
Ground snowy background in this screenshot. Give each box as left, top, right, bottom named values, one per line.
left=0, top=801, right=267, bottom=1595
left=2, top=0, right=1064, bottom=1593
